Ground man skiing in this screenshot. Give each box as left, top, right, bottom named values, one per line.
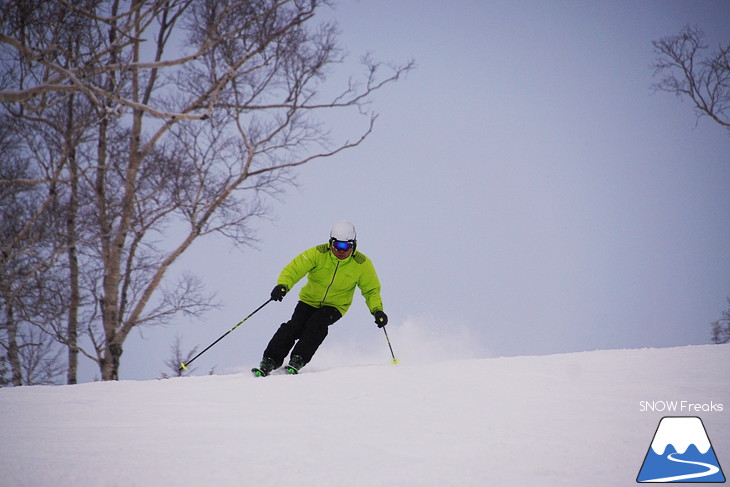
left=252, top=220, right=388, bottom=376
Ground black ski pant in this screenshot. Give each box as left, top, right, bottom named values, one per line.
left=263, top=301, right=342, bottom=368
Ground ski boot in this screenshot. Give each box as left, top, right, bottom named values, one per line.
left=251, top=357, right=276, bottom=377
left=284, top=355, right=305, bottom=375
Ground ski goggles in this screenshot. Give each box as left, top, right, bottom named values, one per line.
left=330, top=239, right=355, bottom=251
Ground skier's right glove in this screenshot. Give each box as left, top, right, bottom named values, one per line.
left=373, top=310, right=388, bottom=328
left=270, top=285, right=287, bottom=302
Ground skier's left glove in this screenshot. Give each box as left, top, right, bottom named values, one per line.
left=373, top=310, right=388, bottom=328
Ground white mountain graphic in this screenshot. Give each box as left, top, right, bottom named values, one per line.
left=650, top=417, right=711, bottom=455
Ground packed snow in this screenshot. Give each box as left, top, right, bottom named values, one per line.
left=1, top=343, right=728, bottom=487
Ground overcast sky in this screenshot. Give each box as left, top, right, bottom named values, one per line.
left=81, top=1, right=730, bottom=381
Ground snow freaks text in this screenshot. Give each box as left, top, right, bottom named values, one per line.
left=639, top=401, right=724, bottom=413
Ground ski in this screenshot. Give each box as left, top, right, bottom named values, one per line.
left=284, top=365, right=299, bottom=375
left=251, top=367, right=270, bottom=377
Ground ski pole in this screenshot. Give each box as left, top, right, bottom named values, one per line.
left=179, top=298, right=273, bottom=372
left=382, top=326, right=399, bottom=364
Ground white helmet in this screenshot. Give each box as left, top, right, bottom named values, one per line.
left=330, top=220, right=357, bottom=252
left=330, top=220, right=356, bottom=242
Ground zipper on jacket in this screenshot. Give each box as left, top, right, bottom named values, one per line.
left=319, top=260, right=340, bottom=307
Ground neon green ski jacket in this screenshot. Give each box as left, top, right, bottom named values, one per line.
left=276, top=244, right=383, bottom=316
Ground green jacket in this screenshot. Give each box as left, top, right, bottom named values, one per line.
left=277, top=244, right=383, bottom=316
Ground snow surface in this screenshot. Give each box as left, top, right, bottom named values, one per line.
left=1, top=344, right=728, bottom=487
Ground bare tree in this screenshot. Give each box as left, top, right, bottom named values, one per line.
left=161, top=334, right=200, bottom=378
left=652, top=26, right=730, bottom=345
left=16, top=324, right=65, bottom=385
left=711, top=298, right=730, bottom=344
left=0, top=135, right=67, bottom=386
left=1, top=1, right=413, bottom=380
left=652, top=25, right=730, bottom=131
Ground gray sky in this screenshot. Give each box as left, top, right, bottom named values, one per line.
left=82, top=1, right=730, bottom=381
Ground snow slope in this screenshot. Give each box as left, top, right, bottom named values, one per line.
left=1, top=344, right=728, bottom=487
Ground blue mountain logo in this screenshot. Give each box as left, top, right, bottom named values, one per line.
left=637, top=416, right=725, bottom=483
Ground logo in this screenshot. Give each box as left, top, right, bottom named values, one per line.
left=637, top=416, right=725, bottom=483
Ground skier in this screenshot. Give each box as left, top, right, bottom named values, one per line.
left=252, top=220, right=388, bottom=376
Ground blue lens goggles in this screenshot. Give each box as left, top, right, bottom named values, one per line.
left=331, top=239, right=354, bottom=251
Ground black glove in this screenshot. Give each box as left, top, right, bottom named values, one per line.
left=270, top=284, right=287, bottom=302
left=373, top=310, right=388, bottom=328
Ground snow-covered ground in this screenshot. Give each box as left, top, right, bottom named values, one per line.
left=2, top=343, right=728, bottom=487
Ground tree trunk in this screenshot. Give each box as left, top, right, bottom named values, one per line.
left=101, top=342, right=123, bottom=381
left=0, top=250, right=22, bottom=386
left=96, top=2, right=137, bottom=382
left=65, top=95, right=80, bottom=385
left=3, top=301, right=22, bottom=386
